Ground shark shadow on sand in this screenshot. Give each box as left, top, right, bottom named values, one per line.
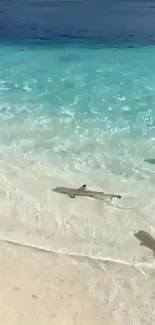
left=134, top=230, right=155, bottom=257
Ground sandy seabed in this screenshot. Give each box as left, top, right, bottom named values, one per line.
left=0, top=141, right=155, bottom=324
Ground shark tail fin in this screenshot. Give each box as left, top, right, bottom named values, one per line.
left=78, top=184, right=86, bottom=191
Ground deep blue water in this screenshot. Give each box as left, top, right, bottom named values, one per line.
left=1, top=0, right=155, bottom=45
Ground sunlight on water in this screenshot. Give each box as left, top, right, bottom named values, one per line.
left=0, top=43, right=155, bottom=263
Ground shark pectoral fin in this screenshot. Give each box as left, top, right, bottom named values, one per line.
left=78, top=184, right=86, bottom=191
left=140, top=242, right=145, bottom=246
left=68, top=193, right=75, bottom=198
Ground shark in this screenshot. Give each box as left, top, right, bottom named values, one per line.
left=144, top=158, right=155, bottom=165
left=52, top=184, right=121, bottom=202
left=134, top=230, right=155, bottom=257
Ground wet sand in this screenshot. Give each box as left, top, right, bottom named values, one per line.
left=0, top=239, right=154, bottom=325
left=0, top=240, right=116, bottom=325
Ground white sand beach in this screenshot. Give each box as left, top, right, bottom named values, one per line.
left=0, top=238, right=155, bottom=325
left=0, top=240, right=116, bottom=325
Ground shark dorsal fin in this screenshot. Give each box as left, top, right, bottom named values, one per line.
left=78, top=184, right=86, bottom=191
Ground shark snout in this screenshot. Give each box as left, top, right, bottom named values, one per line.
left=52, top=187, right=59, bottom=193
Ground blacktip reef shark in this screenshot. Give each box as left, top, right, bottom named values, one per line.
left=134, top=230, right=155, bottom=258
left=144, top=158, right=155, bottom=165
left=52, top=184, right=125, bottom=209
left=53, top=184, right=121, bottom=201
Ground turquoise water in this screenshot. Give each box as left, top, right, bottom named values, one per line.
left=0, top=42, right=155, bottom=260
left=1, top=43, right=155, bottom=179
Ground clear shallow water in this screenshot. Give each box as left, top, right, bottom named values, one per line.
left=0, top=42, right=155, bottom=262
left=1, top=43, right=155, bottom=178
